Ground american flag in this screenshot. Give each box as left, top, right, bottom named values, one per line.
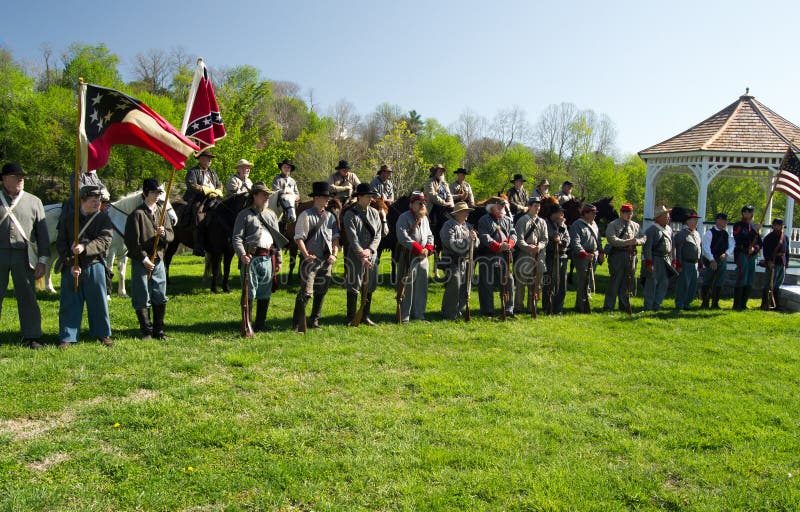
left=775, top=146, right=800, bottom=202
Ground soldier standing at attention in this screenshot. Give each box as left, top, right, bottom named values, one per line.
left=642, top=205, right=674, bottom=311
left=232, top=182, right=286, bottom=332
left=513, top=196, right=547, bottom=314
left=603, top=203, right=646, bottom=312
left=761, top=218, right=789, bottom=310
left=477, top=197, right=517, bottom=317
left=396, top=191, right=434, bottom=322
left=731, top=204, right=762, bottom=310
left=542, top=205, right=570, bottom=314
left=673, top=211, right=702, bottom=310
left=342, top=183, right=382, bottom=325
left=439, top=201, right=477, bottom=320
left=569, top=204, right=603, bottom=313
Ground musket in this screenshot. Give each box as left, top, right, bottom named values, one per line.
left=529, top=252, right=539, bottom=318
left=584, top=258, right=594, bottom=313
left=763, top=225, right=784, bottom=310
left=500, top=250, right=511, bottom=321
left=351, top=264, right=370, bottom=326
left=548, top=237, right=560, bottom=315
left=465, top=240, right=474, bottom=322
left=625, top=250, right=634, bottom=315
left=240, top=262, right=254, bottom=338
left=396, top=249, right=412, bottom=323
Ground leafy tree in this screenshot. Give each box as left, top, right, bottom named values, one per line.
left=472, top=145, right=538, bottom=200
left=417, top=119, right=466, bottom=172
left=61, top=43, right=122, bottom=89
left=362, top=121, right=424, bottom=196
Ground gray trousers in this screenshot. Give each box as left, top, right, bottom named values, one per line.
left=604, top=250, right=637, bottom=311
left=398, top=254, right=428, bottom=321
left=674, top=260, right=698, bottom=310
left=298, top=257, right=332, bottom=298
left=344, top=252, right=378, bottom=294
left=478, top=257, right=514, bottom=316
left=441, top=261, right=469, bottom=320
left=513, top=253, right=541, bottom=312
left=701, top=260, right=728, bottom=288
left=0, top=249, right=42, bottom=339
left=574, top=256, right=596, bottom=311
left=644, top=259, right=671, bottom=311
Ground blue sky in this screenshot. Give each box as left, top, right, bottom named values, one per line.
left=2, top=0, right=799, bottom=156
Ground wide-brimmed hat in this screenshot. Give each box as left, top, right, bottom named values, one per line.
left=538, top=178, right=550, bottom=186
left=653, top=205, right=671, bottom=218
left=450, top=201, right=474, bottom=216
left=1, top=162, right=25, bottom=177
left=454, top=168, right=469, bottom=175
left=335, top=160, right=351, bottom=171
left=562, top=180, right=573, bottom=187
left=486, top=196, right=506, bottom=206
left=429, top=163, right=446, bottom=175
left=142, top=178, right=163, bottom=194
left=79, top=185, right=102, bottom=199
left=772, top=218, right=784, bottom=226
left=354, top=183, right=378, bottom=197
left=685, top=210, right=700, bottom=220
left=250, top=182, right=272, bottom=195
left=277, top=159, right=295, bottom=171
left=377, top=164, right=393, bottom=174
left=236, top=158, right=254, bottom=168
left=310, top=181, right=333, bottom=197
left=409, top=191, right=426, bottom=203
left=511, top=174, right=526, bottom=183
left=197, top=149, right=216, bottom=159
left=549, top=205, right=564, bottom=215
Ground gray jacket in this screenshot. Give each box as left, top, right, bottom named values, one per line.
left=342, top=204, right=382, bottom=256
left=0, top=189, right=51, bottom=265
left=569, top=218, right=601, bottom=256
left=232, top=207, right=284, bottom=263
left=397, top=210, right=433, bottom=254
left=369, top=177, right=394, bottom=202
left=294, top=207, right=340, bottom=258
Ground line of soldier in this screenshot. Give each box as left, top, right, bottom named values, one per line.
left=1, top=157, right=792, bottom=349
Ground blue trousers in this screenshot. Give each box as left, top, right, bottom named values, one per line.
left=735, top=253, right=756, bottom=288
left=59, top=262, right=111, bottom=342
left=240, top=255, right=273, bottom=302
left=130, top=259, right=168, bottom=310
left=674, top=261, right=698, bottom=310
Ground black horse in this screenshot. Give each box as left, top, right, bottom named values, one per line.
left=166, top=194, right=249, bottom=293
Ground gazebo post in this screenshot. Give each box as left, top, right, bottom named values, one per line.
left=643, top=162, right=657, bottom=225
left=786, top=198, right=795, bottom=233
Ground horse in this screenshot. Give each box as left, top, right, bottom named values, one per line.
left=281, top=197, right=343, bottom=282
left=165, top=193, right=248, bottom=293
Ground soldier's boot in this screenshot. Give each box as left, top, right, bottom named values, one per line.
left=309, top=293, right=325, bottom=329
left=292, top=295, right=309, bottom=332
left=136, top=308, right=153, bottom=340
left=253, top=299, right=269, bottom=332
left=732, top=287, right=742, bottom=311
left=761, top=287, right=771, bottom=310
left=152, top=304, right=166, bottom=340
left=741, top=286, right=752, bottom=310
left=362, top=293, right=377, bottom=326
left=700, top=286, right=711, bottom=309
left=346, top=292, right=358, bottom=325
left=711, top=288, right=721, bottom=309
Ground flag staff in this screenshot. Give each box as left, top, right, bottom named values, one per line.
left=73, top=77, right=85, bottom=291
left=147, top=166, right=178, bottom=279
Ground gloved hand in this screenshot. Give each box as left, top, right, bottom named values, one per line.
left=202, top=186, right=222, bottom=198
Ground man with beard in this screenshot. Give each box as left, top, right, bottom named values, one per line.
left=477, top=197, right=517, bottom=318
left=396, top=191, right=434, bottom=322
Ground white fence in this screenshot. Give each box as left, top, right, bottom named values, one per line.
left=668, top=223, right=800, bottom=258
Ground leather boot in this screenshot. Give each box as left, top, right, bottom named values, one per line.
left=761, top=287, right=771, bottom=310
left=773, top=288, right=782, bottom=311
left=136, top=308, right=153, bottom=339
left=732, top=287, right=742, bottom=310
left=700, top=286, right=711, bottom=309
left=362, top=293, right=377, bottom=326
left=253, top=299, right=269, bottom=332
left=309, top=293, right=325, bottom=329
left=346, top=292, right=358, bottom=325
left=292, top=294, right=309, bottom=332
left=152, top=304, right=166, bottom=339
left=741, top=286, right=751, bottom=310
left=711, top=288, right=721, bottom=309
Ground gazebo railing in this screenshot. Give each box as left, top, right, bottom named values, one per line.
left=668, top=222, right=800, bottom=259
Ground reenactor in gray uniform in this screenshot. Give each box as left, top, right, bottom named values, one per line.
left=342, top=183, right=382, bottom=325
left=396, top=191, right=434, bottom=322
left=271, top=159, right=300, bottom=201
left=369, top=164, right=394, bottom=206
left=555, top=180, right=575, bottom=205
left=328, top=160, right=360, bottom=203
left=506, top=174, right=528, bottom=217
left=450, top=168, right=475, bottom=207
left=700, top=212, right=733, bottom=309
left=293, top=182, right=340, bottom=330
left=642, top=205, right=675, bottom=311
left=569, top=204, right=603, bottom=313
left=225, top=158, right=254, bottom=198
left=673, top=211, right=702, bottom=310
left=124, top=179, right=175, bottom=340
left=57, top=185, right=113, bottom=347
left=477, top=197, right=518, bottom=317
left=542, top=205, right=570, bottom=314
left=513, top=196, right=547, bottom=314
left=603, top=203, right=646, bottom=312
left=232, top=182, right=286, bottom=332
left=531, top=179, right=550, bottom=200
left=183, top=149, right=222, bottom=256
left=439, top=201, right=477, bottom=320
left=0, top=162, right=50, bottom=349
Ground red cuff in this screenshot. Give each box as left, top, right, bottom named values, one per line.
left=645, top=259, right=653, bottom=266
left=579, top=250, right=588, bottom=260
left=488, top=241, right=501, bottom=253
left=507, top=239, right=515, bottom=249
left=425, top=244, right=435, bottom=253
left=411, top=242, right=424, bottom=255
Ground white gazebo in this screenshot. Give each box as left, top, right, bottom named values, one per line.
left=639, top=91, right=797, bottom=233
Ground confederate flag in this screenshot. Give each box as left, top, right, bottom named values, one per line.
left=775, top=146, right=800, bottom=202
left=79, top=83, right=201, bottom=171
left=180, top=59, right=226, bottom=149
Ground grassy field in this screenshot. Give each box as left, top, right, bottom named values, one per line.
left=1, top=255, right=799, bottom=511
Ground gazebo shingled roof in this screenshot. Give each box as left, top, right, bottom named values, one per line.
left=640, top=94, right=800, bottom=155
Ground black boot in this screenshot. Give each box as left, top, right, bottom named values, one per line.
left=136, top=308, right=153, bottom=339
left=711, top=288, right=721, bottom=309
left=741, top=286, right=751, bottom=310
left=700, top=286, right=711, bottom=309
left=152, top=304, right=166, bottom=339
left=761, top=287, right=771, bottom=310
left=309, top=293, right=325, bottom=329
left=773, top=289, right=782, bottom=311
left=346, top=292, right=358, bottom=325
left=292, top=294, right=309, bottom=332
left=362, top=293, right=377, bottom=326
left=253, top=299, right=269, bottom=332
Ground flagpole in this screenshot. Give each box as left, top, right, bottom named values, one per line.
left=73, top=77, right=84, bottom=292
left=760, top=147, right=789, bottom=227
left=147, top=167, right=178, bottom=280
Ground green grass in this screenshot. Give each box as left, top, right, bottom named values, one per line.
left=1, top=255, right=799, bottom=511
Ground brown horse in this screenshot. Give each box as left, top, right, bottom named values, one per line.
left=281, top=197, right=343, bottom=281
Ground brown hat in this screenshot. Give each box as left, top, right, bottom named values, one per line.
left=450, top=201, right=474, bottom=215
left=429, top=163, right=446, bottom=175
left=378, top=164, right=393, bottom=174
left=197, top=149, right=216, bottom=159
left=486, top=196, right=505, bottom=206
left=250, top=182, right=272, bottom=195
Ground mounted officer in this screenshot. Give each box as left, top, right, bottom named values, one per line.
left=328, top=160, right=361, bottom=204
left=506, top=174, right=528, bottom=218
left=369, top=164, right=394, bottom=206
left=183, top=149, right=222, bottom=257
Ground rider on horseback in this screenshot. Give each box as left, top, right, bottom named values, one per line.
left=183, top=149, right=222, bottom=257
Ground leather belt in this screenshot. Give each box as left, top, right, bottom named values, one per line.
left=253, top=248, right=271, bottom=257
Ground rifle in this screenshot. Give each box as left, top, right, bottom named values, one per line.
left=396, top=249, right=412, bottom=323
left=583, top=258, right=594, bottom=313
left=548, top=237, right=560, bottom=315
left=762, top=226, right=784, bottom=310
left=240, top=262, right=254, bottom=338
left=465, top=240, right=474, bottom=321
left=351, top=264, right=370, bottom=326
left=528, top=256, right=538, bottom=319
left=500, top=249, right=512, bottom=321
left=625, top=250, right=634, bottom=315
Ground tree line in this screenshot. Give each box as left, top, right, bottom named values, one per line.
left=2, top=42, right=793, bottom=225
